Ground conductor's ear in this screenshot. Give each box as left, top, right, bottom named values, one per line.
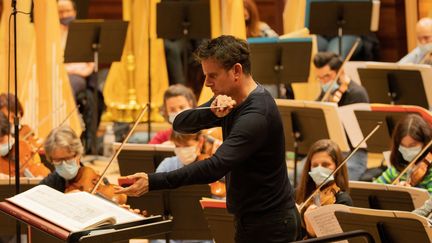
left=232, top=63, right=242, bottom=79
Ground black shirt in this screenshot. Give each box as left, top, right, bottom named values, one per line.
left=317, top=80, right=369, bottom=106
left=149, top=85, right=295, bottom=217
left=39, top=171, right=66, bottom=192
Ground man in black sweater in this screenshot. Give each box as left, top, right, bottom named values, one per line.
left=116, top=35, right=301, bottom=242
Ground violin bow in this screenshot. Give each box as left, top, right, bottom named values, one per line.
left=298, top=122, right=382, bottom=212
left=91, top=104, right=149, bottom=195
left=320, top=38, right=361, bottom=102
left=391, top=139, right=432, bottom=185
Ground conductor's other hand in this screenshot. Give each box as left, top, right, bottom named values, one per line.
left=115, top=173, right=149, bottom=197
left=211, top=95, right=236, bottom=117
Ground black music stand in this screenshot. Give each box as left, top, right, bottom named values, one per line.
left=64, top=20, right=128, bottom=155
left=358, top=68, right=430, bottom=109
left=277, top=106, right=329, bottom=187
left=354, top=110, right=411, bottom=153
left=306, top=0, right=373, bottom=55
left=335, top=211, right=431, bottom=243
left=350, top=188, right=416, bottom=211
left=248, top=38, right=312, bottom=98
left=156, top=0, right=211, bottom=82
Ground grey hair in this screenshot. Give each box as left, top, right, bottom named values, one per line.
left=44, top=125, right=83, bottom=161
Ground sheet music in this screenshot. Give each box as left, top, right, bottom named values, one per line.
left=304, top=204, right=350, bottom=243
left=8, top=185, right=113, bottom=231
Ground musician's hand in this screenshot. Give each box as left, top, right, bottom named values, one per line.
left=115, top=173, right=149, bottom=197
left=211, top=95, right=236, bottom=117
left=397, top=181, right=412, bottom=187
left=119, top=204, right=141, bottom=214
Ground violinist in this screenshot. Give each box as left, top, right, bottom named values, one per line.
left=374, top=114, right=432, bottom=193
left=39, top=126, right=127, bottom=206
left=314, top=52, right=369, bottom=106
left=0, top=112, right=50, bottom=177
left=313, top=52, right=369, bottom=181
left=296, top=139, right=352, bottom=238
left=148, top=84, right=197, bottom=145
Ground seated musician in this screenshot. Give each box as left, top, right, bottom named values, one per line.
left=399, top=17, right=432, bottom=64
left=0, top=112, right=14, bottom=177
left=148, top=84, right=197, bottom=144
left=296, top=139, right=352, bottom=237
left=313, top=52, right=369, bottom=181
left=374, top=114, right=432, bottom=194
left=0, top=93, right=24, bottom=134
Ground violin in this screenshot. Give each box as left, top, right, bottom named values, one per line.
left=392, top=140, right=432, bottom=186
left=299, top=122, right=382, bottom=212
left=409, top=152, right=432, bottom=186
left=0, top=140, right=50, bottom=177
left=198, top=148, right=226, bottom=198
left=66, top=166, right=127, bottom=205
left=320, top=39, right=360, bottom=103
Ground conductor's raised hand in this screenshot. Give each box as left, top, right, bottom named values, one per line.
left=211, top=95, right=236, bottom=117
left=115, top=173, right=149, bottom=197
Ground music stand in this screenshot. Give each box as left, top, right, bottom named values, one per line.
left=64, top=20, right=128, bottom=155
left=305, top=0, right=373, bottom=55
left=200, top=200, right=235, bottom=243
left=248, top=38, right=312, bottom=98
left=335, top=211, right=432, bottom=243
left=156, top=0, right=211, bottom=82
left=354, top=110, right=411, bottom=153
left=358, top=68, right=430, bottom=109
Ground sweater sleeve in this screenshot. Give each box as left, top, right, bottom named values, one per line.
left=173, top=100, right=222, bottom=134
left=413, top=197, right=432, bottom=217
left=149, top=112, right=268, bottom=190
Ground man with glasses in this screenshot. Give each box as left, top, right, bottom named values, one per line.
left=314, top=52, right=369, bottom=106
left=313, top=52, right=370, bottom=181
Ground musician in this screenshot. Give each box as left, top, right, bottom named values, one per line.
left=0, top=93, right=24, bottom=131
left=374, top=114, right=432, bottom=194
left=148, top=84, right=197, bottom=144
left=244, top=0, right=278, bottom=38
left=117, top=35, right=302, bottom=242
left=313, top=52, right=369, bottom=181
left=0, top=112, right=13, bottom=165
left=296, top=139, right=352, bottom=237
left=314, top=52, right=369, bottom=106
left=399, top=17, right=432, bottom=64
left=39, top=125, right=85, bottom=191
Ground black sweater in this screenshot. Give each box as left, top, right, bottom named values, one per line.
left=149, top=85, right=295, bottom=217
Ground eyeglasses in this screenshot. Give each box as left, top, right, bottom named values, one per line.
left=51, top=154, right=77, bottom=166
left=315, top=73, right=333, bottom=82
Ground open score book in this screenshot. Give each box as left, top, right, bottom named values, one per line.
left=0, top=185, right=144, bottom=232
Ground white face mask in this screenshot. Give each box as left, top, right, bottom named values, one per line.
left=0, top=138, right=14, bottom=157
left=55, top=159, right=79, bottom=180
left=168, top=112, right=179, bottom=124
left=419, top=42, right=432, bottom=53
left=308, top=165, right=335, bottom=186
left=174, top=146, right=197, bottom=165
left=398, top=145, right=422, bottom=162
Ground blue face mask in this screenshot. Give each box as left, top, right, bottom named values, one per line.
left=398, top=145, right=422, bottom=162
left=55, top=159, right=79, bottom=180
left=322, top=81, right=340, bottom=93
left=308, top=165, right=335, bottom=186
left=419, top=43, right=432, bottom=53
left=0, top=138, right=14, bottom=157
left=60, top=16, right=75, bottom=26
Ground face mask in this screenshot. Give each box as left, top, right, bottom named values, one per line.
left=60, top=16, right=75, bottom=26
left=398, top=145, right=422, bottom=162
left=419, top=43, right=432, bottom=53
left=308, top=165, right=335, bottom=186
left=168, top=112, right=179, bottom=124
left=55, top=159, right=79, bottom=180
left=0, top=138, right=14, bottom=157
left=174, top=146, right=197, bottom=165
left=322, top=81, right=340, bottom=93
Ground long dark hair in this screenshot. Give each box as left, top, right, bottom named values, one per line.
left=390, top=114, right=432, bottom=172
left=295, top=139, right=349, bottom=204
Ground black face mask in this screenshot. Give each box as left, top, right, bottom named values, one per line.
left=60, top=16, right=75, bottom=26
